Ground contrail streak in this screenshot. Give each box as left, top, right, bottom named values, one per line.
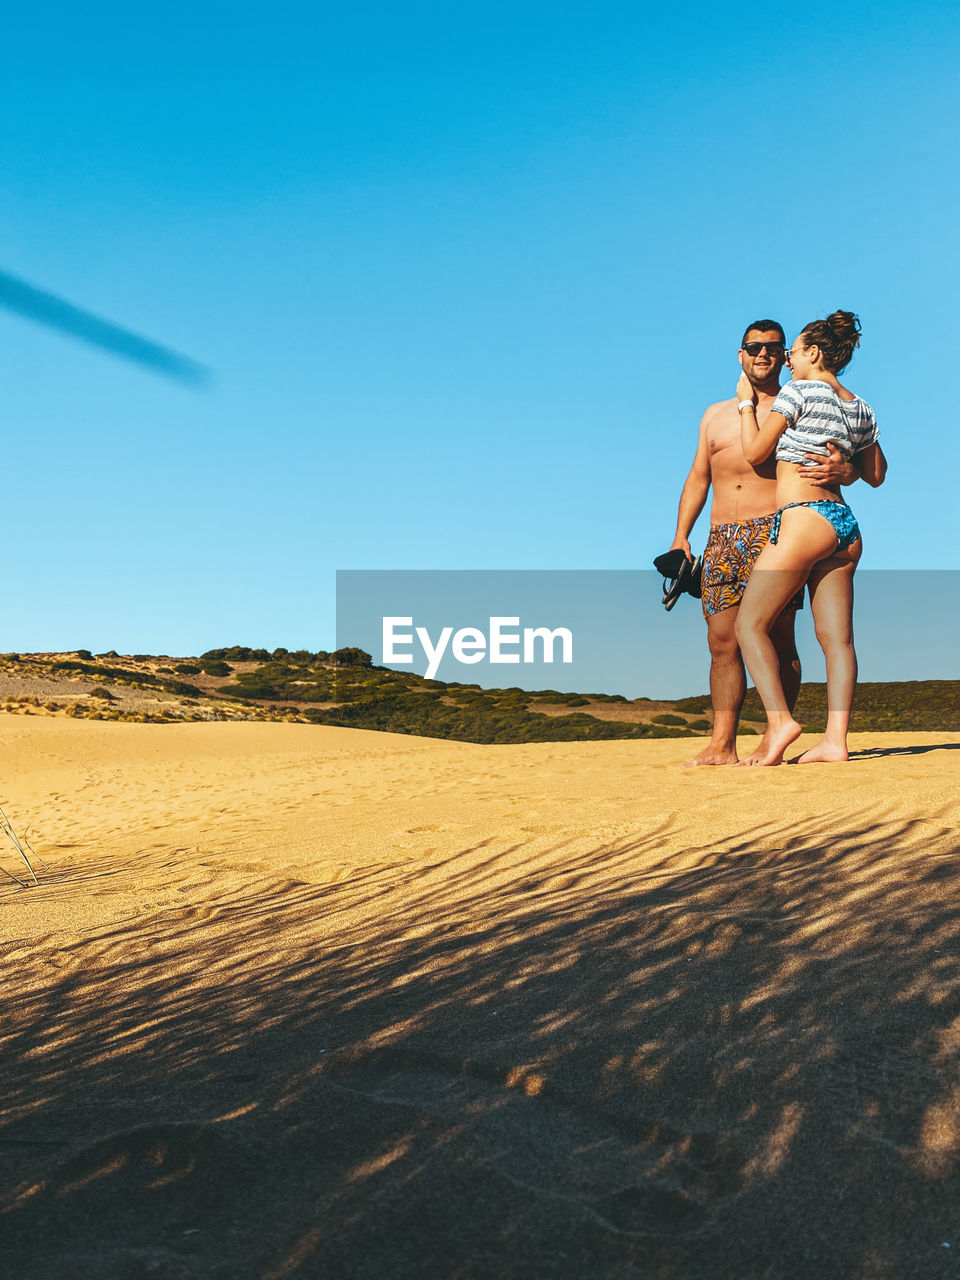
left=0, top=269, right=211, bottom=386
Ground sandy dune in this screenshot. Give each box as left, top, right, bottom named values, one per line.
left=2, top=718, right=960, bottom=1278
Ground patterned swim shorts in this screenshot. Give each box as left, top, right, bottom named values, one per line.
left=701, top=514, right=805, bottom=618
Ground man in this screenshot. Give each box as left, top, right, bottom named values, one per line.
left=670, top=319, right=859, bottom=766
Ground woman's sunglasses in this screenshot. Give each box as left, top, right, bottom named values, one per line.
left=742, top=341, right=786, bottom=357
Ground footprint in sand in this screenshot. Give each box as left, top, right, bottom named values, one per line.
left=595, top=1182, right=703, bottom=1232
left=5, top=1121, right=253, bottom=1255
left=176, top=905, right=220, bottom=921
left=325, top=1051, right=746, bottom=1237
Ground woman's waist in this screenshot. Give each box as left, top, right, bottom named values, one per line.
left=776, top=432, right=854, bottom=465
left=776, top=464, right=845, bottom=506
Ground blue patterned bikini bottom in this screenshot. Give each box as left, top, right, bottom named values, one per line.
left=769, top=501, right=861, bottom=552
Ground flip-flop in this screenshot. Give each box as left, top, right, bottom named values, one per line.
left=687, top=555, right=702, bottom=599
left=652, top=550, right=703, bottom=611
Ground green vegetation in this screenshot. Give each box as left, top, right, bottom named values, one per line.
left=202, top=646, right=273, bottom=662
left=530, top=692, right=589, bottom=706
left=47, top=658, right=201, bottom=701
left=329, top=647, right=373, bottom=668
left=673, top=696, right=710, bottom=714
left=5, top=646, right=959, bottom=744
left=208, top=650, right=700, bottom=742
left=161, top=679, right=203, bottom=698
left=200, top=660, right=232, bottom=677
left=51, top=659, right=148, bottom=681
left=741, top=681, right=960, bottom=733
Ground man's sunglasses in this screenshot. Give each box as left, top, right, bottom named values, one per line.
left=742, top=341, right=786, bottom=357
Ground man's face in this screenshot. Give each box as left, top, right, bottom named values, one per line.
left=739, top=328, right=786, bottom=386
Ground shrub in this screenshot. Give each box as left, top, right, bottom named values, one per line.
left=161, top=680, right=203, bottom=698
left=673, top=697, right=709, bottom=714
left=531, top=692, right=588, bottom=706
left=75, top=649, right=93, bottom=660
left=202, top=646, right=271, bottom=662
left=175, top=663, right=202, bottom=675
left=651, top=713, right=687, bottom=726
left=329, top=647, right=373, bottom=668
left=200, top=660, right=231, bottom=677
left=246, top=663, right=293, bottom=679
left=217, top=683, right=275, bottom=700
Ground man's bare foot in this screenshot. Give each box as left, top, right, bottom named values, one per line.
left=794, top=740, right=849, bottom=764
left=682, top=743, right=739, bottom=767
left=734, top=719, right=802, bottom=767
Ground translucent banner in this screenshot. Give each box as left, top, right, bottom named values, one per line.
left=336, top=570, right=960, bottom=700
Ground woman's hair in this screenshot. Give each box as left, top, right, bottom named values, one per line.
left=799, top=310, right=861, bottom=373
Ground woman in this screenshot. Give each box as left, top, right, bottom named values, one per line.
left=734, top=310, right=887, bottom=766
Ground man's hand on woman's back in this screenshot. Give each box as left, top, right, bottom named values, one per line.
left=802, top=440, right=859, bottom=486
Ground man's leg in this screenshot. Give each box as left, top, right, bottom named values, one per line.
left=683, top=607, right=744, bottom=767
left=770, top=608, right=802, bottom=713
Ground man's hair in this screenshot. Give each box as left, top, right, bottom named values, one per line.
left=741, top=319, right=785, bottom=346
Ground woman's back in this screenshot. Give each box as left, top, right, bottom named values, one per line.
left=772, top=379, right=878, bottom=465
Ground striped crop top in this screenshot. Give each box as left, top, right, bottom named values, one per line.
left=771, top=380, right=879, bottom=466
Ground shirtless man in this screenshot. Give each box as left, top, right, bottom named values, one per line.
left=670, top=319, right=858, bottom=766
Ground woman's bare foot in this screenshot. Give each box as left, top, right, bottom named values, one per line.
left=735, top=719, right=802, bottom=766
left=794, top=740, right=849, bottom=764
left=683, top=743, right=739, bottom=767
left=736, top=736, right=770, bottom=767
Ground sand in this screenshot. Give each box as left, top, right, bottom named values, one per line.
left=2, top=718, right=960, bottom=1279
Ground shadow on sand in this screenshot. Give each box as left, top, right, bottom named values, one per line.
left=3, top=808, right=960, bottom=1278
left=848, top=741, right=960, bottom=760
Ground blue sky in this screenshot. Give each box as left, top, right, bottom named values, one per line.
left=2, top=2, right=957, bottom=667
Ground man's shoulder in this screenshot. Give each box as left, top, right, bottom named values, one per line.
left=702, top=396, right=737, bottom=418
left=700, top=397, right=737, bottom=429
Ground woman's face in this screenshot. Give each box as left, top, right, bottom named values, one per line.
left=787, top=338, right=819, bottom=380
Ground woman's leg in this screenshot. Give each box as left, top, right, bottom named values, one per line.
left=735, top=507, right=838, bottom=765
left=796, top=542, right=861, bottom=763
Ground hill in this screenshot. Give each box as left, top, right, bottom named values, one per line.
left=1, top=648, right=957, bottom=744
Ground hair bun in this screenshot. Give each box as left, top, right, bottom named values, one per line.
left=825, top=310, right=861, bottom=345
left=799, top=310, right=863, bottom=373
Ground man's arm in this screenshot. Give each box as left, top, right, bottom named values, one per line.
left=670, top=410, right=711, bottom=559
left=801, top=441, right=861, bottom=486
left=801, top=439, right=887, bottom=487
left=857, top=441, right=887, bottom=487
